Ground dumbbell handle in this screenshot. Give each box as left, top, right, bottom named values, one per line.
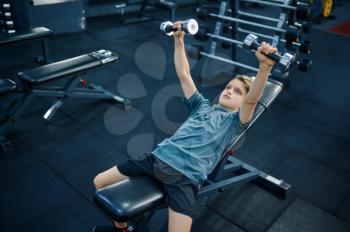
left=162, top=23, right=177, bottom=33
left=243, top=34, right=294, bottom=71
left=243, top=34, right=281, bottom=60
left=246, top=39, right=282, bottom=62
left=160, top=19, right=199, bottom=36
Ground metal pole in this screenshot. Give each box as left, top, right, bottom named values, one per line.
left=231, top=0, right=238, bottom=63
left=239, top=0, right=296, bottom=10
left=237, top=10, right=279, bottom=22
left=209, top=12, right=286, bottom=33
left=264, top=0, right=285, bottom=3
left=200, top=52, right=259, bottom=73
left=209, top=1, right=228, bottom=55
left=238, top=27, right=274, bottom=40
left=207, top=33, right=244, bottom=46
left=41, top=38, right=50, bottom=64
left=237, top=27, right=301, bottom=46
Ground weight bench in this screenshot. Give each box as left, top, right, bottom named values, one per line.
left=0, top=27, right=52, bottom=64
left=117, top=0, right=177, bottom=23
left=93, top=78, right=291, bottom=231
left=140, top=0, right=177, bottom=22
left=0, top=49, right=131, bottom=152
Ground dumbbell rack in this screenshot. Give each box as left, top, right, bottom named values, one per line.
left=195, top=0, right=312, bottom=83
left=0, top=0, right=15, bottom=34
left=204, top=0, right=287, bottom=80
left=235, top=3, right=291, bottom=47
left=236, top=0, right=312, bottom=50
left=238, top=0, right=312, bottom=72
left=196, top=0, right=291, bottom=83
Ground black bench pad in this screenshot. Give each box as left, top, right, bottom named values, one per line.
left=259, top=79, right=282, bottom=108
left=0, top=78, right=16, bottom=95
left=0, top=27, right=52, bottom=46
left=156, top=1, right=177, bottom=9
left=17, top=50, right=119, bottom=85
left=94, top=176, right=165, bottom=222
left=229, top=79, right=282, bottom=149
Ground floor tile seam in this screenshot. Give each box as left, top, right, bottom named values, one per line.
left=262, top=197, right=297, bottom=232
left=17, top=136, right=100, bottom=214
left=283, top=113, right=350, bottom=144
left=205, top=203, right=249, bottom=232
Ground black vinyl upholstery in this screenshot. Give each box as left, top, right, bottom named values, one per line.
left=94, top=79, right=283, bottom=222
left=228, top=79, right=282, bottom=149
left=0, top=78, right=16, bottom=95
left=94, top=176, right=165, bottom=222
left=258, top=79, right=283, bottom=108
left=0, top=27, right=52, bottom=46
left=17, top=51, right=119, bottom=85
left=155, top=1, right=176, bottom=9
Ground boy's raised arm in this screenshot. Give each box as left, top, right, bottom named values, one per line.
left=173, top=21, right=197, bottom=99
left=239, top=42, right=278, bottom=124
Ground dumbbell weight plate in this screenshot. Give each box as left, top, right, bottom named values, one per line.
left=186, top=44, right=203, bottom=60
left=222, top=24, right=233, bottom=33
left=194, top=26, right=209, bottom=41
left=285, top=26, right=301, bottom=43
left=301, top=21, right=312, bottom=33
left=197, top=8, right=209, bottom=20
left=296, top=2, right=311, bottom=20
left=298, top=58, right=312, bottom=72
left=270, top=70, right=290, bottom=84
left=322, top=0, right=333, bottom=17
left=221, top=41, right=232, bottom=49
left=299, top=40, right=312, bottom=54
left=294, top=21, right=312, bottom=33
left=311, top=0, right=323, bottom=16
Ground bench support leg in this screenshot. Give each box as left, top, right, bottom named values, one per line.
left=43, top=100, right=63, bottom=121
left=36, top=38, right=50, bottom=64
left=0, top=136, right=13, bottom=152
left=88, top=83, right=131, bottom=111
left=198, top=156, right=291, bottom=199
left=228, top=157, right=291, bottom=198
left=0, top=93, right=34, bottom=140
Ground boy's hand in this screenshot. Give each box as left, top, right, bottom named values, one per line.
left=256, top=42, right=278, bottom=69
left=173, top=21, right=185, bottom=41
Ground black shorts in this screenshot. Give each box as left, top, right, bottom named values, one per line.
left=117, top=154, right=201, bottom=219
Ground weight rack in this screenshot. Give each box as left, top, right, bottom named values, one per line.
left=194, top=0, right=312, bottom=84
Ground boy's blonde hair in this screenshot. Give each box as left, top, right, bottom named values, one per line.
left=234, top=75, right=252, bottom=94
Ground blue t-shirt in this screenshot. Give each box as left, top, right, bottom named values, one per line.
left=152, top=91, right=248, bottom=183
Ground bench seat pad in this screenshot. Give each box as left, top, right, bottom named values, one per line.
left=18, top=50, right=119, bottom=85
left=94, top=176, right=165, bottom=222
left=0, top=78, right=16, bottom=95
left=0, top=27, right=52, bottom=46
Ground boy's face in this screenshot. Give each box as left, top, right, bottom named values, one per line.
left=219, top=79, right=247, bottom=111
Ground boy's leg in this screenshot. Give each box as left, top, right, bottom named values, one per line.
left=93, top=166, right=130, bottom=230
left=93, top=166, right=129, bottom=190
left=153, top=158, right=197, bottom=232
left=168, top=207, right=192, bottom=232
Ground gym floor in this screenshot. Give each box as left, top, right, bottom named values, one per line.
left=1, top=2, right=350, bottom=232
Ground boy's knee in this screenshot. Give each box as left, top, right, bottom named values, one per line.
left=93, top=173, right=104, bottom=190
left=93, top=166, right=127, bottom=190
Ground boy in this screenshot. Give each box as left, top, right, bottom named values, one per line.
left=93, top=21, right=277, bottom=232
